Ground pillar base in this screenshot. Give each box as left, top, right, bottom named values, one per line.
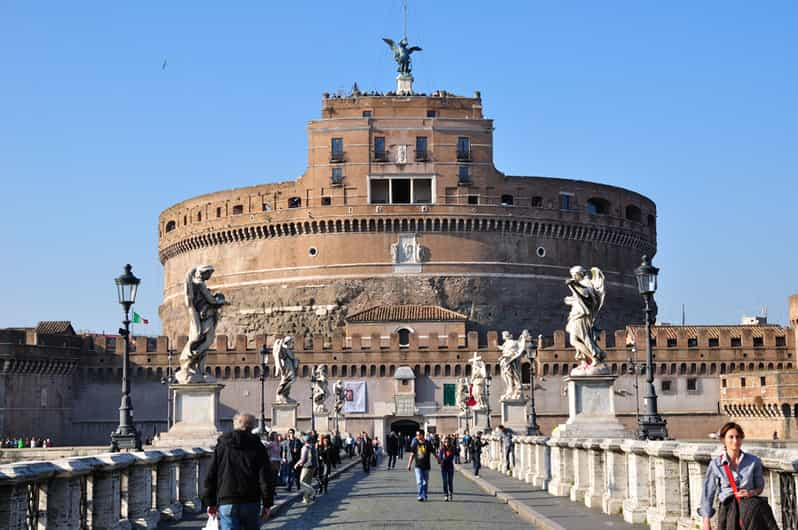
left=154, top=383, right=225, bottom=448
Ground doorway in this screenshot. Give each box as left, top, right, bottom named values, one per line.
left=390, top=419, right=421, bottom=440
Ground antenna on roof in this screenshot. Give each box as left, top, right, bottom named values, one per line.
left=403, top=0, right=408, bottom=41
left=681, top=304, right=685, bottom=326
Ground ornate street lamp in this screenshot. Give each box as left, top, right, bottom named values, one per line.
left=159, top=348, right=176, bottom=430
left=259, top=345, right=269, bottom=435
left=525, top=336, right=541, bottom=435
left=485, top=372, right=492, bottom=430
left=634, top=255, right=668, bottom=440
left=309, top=366, right=317, bottom=433
left=626, top=342, right=641, bottom=434
left=111, top=264, right=142, bottom=451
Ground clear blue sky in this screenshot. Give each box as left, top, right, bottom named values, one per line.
left=1, top=1, right=796, bottom=334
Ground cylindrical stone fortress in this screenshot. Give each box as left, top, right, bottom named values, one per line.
left=158, top=91, right=656, bottom=341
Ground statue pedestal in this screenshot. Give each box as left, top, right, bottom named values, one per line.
left=457, top=411, right=472, bottom=434
left=471, top=408, right=491, bottom=432
left=551, top=376, right=629, bottom=440
left=154, top=383, right=224, bottom=448
left=314, top=412, right=331, bottom=434
left=271, top=401, right=299, bottom=433
left=396, top=74, right=413, bottom=95
left=500, top=398, right=529, bottom=432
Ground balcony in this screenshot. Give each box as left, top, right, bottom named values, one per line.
left=373, top=152, right=388, bottom=163
left=330, top=152, right=345, bottom=163
left=456, top=150, right=471, bottom=162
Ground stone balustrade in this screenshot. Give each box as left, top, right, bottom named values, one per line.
left=0, top=447, right=212, bottom=529
left=480, top=434, right=798, bottom=530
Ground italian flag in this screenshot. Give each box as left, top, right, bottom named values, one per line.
left=132, top=312, right=149, bottom=325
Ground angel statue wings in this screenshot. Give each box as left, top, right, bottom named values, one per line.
left=312, top=365, right=329, bottom=414
left=176, top=265, right=226, bottom=384
left=382, top=37, right=422, bottom=76
left=273, top=336, right=299, bottom=402
left=564, top=266, right=608, bottom=375
left=498, top=330, right=532, bottom=401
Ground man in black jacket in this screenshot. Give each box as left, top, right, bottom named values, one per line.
left=357, top=431, right=373, bottom=473
left=203, top=413, right=274, bottom=530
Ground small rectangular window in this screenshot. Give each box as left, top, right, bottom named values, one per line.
left=753, top=337, right=764, bottom=347
left=321, top=197, right=332, bottom=206
left=760, top=376, right=766, bottom=386
left=392, top=179, right=411, bottom=204
left=413, top=179, right=432, bottom=204
left=531, top=196, right=543, bottom=208
left=776, top=336, right=786, bottom=347
left=559, top=193, right=572, bottom=210
left=216, top=207, right=222, bottom=218
left=374, top=136, right=386, bottom=161
left=443, top=383, right=456, bottom=406
left=687, top=338, right=698, bottom=348
left=362, top=110, right=372, bottom=117
left=708, top=338, right=719, bottom=348
left=721, top=378, right=727, bottom=388
left=415, top=136, right=428, bottom=161
left=731, top=337, right=742, bottom=347
left=468, top=195, right=479, bottom=205
left=370, top=179, right=389, bottom=204
left=457, top=137, right=470, bottom=160
left=331, top=137, right=344, bottom=161
left=740, top=377, right=746, bottom=387
left=426, top=110, right=437, bottom=118
left=661, top=380, right=672, bottom=392
left=232, top=205, right=243, bottom=215
left=667, top=338, right=677, bottom=348
left=458, top=165, right=470, bottom=184
left=687, top=378, right=697, bottom=391
left=331, top=167, right=343, bottom=185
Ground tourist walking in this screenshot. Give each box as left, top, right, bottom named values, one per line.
left=358, top=431, right=373, bottom=473
left=386, top=431, right=399, bottom=469
left=436, top=436, right=456, bottom=501
left=202, top=413, right=273, bottom=530
left=499, top=425, right=515, bottom=473
left=699, top=422, right=777, bottom=530
left=317, top=434, right=335, bottom=495
left=452, top=434, right=461, bottom=464
left=470, top=431, right=484, bottom=476
left=267, top=432, right=282, bottom=487
left=282, top=429, right=302, bottom=491
left=407, top=430, right=432, bottom=501
left=294, top=434, right=318, bottom=504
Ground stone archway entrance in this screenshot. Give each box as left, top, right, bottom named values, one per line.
left=390, top=419, right=420, bottom=440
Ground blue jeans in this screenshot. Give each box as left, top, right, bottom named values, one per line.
left=441, top=467, right=454, bottom=496
left=505, top=445, right=514, bottom=470
left=219, top=503, right=260, bottom=530
left=414, top=467, right=430, bottom=499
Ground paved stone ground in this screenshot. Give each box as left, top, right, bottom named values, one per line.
left=460, top=466, right=647, bottom=530
left=165, top=457, right=536, bottom=529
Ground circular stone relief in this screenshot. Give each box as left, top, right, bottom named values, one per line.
left=536, top=246, right=546, bottom=258
left=308, top=247, right=319, bottom=257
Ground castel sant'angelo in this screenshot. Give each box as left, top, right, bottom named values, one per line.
left=157, top=44, right=657, bottom=343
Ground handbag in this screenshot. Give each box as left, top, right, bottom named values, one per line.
left=721, top=458, right=744, bottom=529
left=203, top=514, right=219, bottom=530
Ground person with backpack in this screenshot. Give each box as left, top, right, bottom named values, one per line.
left=407, top=430, right=432, bottom=501
left=470, top=431, right=484, bottom=477
left=294, top=434, right=317, bottom=504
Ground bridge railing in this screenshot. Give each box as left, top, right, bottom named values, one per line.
left=0, top=447, right=211, bottom=529
left=483, top=434, right=798, bottom=530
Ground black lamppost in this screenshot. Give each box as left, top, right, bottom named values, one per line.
left=525, top=336, right=541, bottom=435
left=634, top=255, right=668, bottom=440
left=627, top=342, right=641, bottom=435
left=159, top=348, right=176, bottom=430
left=111, top=264, right=142, bottom=452
left=259, top=345, right=269, bottom=435
left=309, top=366, right=317, bottom=433
left=485, top=372, right=492, bottom=430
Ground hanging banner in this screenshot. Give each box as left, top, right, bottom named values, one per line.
left=343, top=381, right=366, bottom=413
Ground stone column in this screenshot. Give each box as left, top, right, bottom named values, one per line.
left=547, top=438, right=574, bottom=496
left=523, top=437, right=535, bottom=483
left=513, top=437, right=523, bottom=478
left=91, top=454, right=136, bottom=530
left=155, top=450, right=183, bottom=521
left=530, top=436, right=550, bottom=489
left=583, top=439, right=604, bottom=509
left=197, top=449, right=213, bottom=494
left=600, top=438, right=628, bottom=515
left=569, top=439, right=590, bottom=503
left=622, top=439, right=651, bottom=524
left=673, top=443, right=715, bottom=530
left=645, top=441, right=681, bottom=530
left=128, top=451, right=162, bottom=529
left=178, top=450, right=202, bottom=512
left=46, top=458, right=95, bottom=530
left=0, top=483, right=28, bottom=529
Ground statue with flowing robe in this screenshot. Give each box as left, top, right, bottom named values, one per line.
left=565, top=266, right=608, bottom=375
left=273, top=336, right=299, bottom=402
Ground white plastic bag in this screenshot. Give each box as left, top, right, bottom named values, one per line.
left=204, top=514, right=219, bottom=530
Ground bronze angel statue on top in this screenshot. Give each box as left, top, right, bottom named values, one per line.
left=383, top=37, right=422, bottom=76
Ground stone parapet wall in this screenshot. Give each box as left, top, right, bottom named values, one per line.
left=0, top=447, right=211, bottom=529
left=480, top=433, right=798, bottom=530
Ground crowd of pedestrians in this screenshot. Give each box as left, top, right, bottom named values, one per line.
left=1, top=436, right=54, bottom=448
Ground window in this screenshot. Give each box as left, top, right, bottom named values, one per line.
left=456, top=137, right=470, bottom=161
left=688, top=337, right=698, bottom=348
left=331, top=167, right=343, bottom=185
left=709, top=338, right=719, bottom=348
left=559, top=193, right=572, bottom=210
left=392, top=179, right=411, bottom=203
left=331, top=137, right=344, bottom=162
left=753, top=337, right=763, bottom=347
left=500, top=194, right=514, bottom=206
left=370, top=179, right=389, bottom=204
left=398, top=328, right=411, bottom=347
left=760, top=376, right=766, bottom=386
left=216, top=207, right=222, bottom=218
left=687, top=378, right=697, bottom=392
left=183, top=215, right=187, bottom=225
left=731, top=337, right=742, bottom=347
left=721, top=378, right=727, bottom=388
left=586, top=197, right=610, bottom=215
left=661, top=380, right=672, bottom=392
left=776, top=336, right=786, bottom=347
left=197, top=212, right=202, bottom=221
left=426, top=110, right=437, bottom=118
left=374, top=136, right=386, bottom=161
left=165, top=220, right=176, bottom=232
left=443, top=384, right=456, bottom=406
left=740, top=377, right=746, bottom=387
left=414, top=179, right=432, bottom=203
left=531, top=196, right=543, bottom=208
left=415, top=136, right=428, bottom=161
left=458, top=165, right=470, bottom=184
left=648, top=214, right=656, bottom=227
left=288, top=197, right=301, bottom=208
left=321, top=196, right=332, bottom=206
left=468, top=195, right=479, bottom=205
left=232, top=204, right=243, bottom=215
left=667, top=338, right=677, bottom=348
left=106, top=337, right=117, bottom=351
left=625, top=205, right=642, bottom=222
left=369, top=177, right=434, bottom=204
left=362, top=110, right=372, bottom=117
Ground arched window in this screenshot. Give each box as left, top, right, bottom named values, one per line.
left=224, top=367, right=231, bottom=378
left=434, top=365, right=441, bottom=376
left=423, top=365, right=430, bottom=376
left=647, top=214, right=655, bottom=227
left=361, top=365, right=367, bottom=377
left=552, top=364, right=559, bottom=375
left=398, top=328, right=411, bottom=347
left=243, top=366, right=250, bottom=378
left=302, top=366, right=309, bottom=377
left=253, top=366, right=260, bottom=378
left=379, top=365, right=386, bottom=377
left=331, top=365, right=338, bottom=377
left=444, top=365, right=451, bottom=377
left=625, top=205, right=642, bottom=222
left=234, top=367, right=241, bottom=378
left=500, top=194, right=514, bottom=206
left=586, top=197, right=610, bottom=215
left=215, top=367, right=222, bottom=378
left=454, top=365, right=462, bottom=376
left=340, top=365, right=347, bottom=377
left=165, top=220, right=176, bottom=232
left=197, top=211, right=202, bottom=222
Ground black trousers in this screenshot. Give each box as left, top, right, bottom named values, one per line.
left=387, top=453, right=397, bottom=468
left=472, top=455, right=481, bottom=476
left=361, top=456, right=370, bottom=473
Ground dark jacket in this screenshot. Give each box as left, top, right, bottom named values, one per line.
left=386, top=434, right=399, bottom=455
left=203, top=430, right=274, bottom=508
left=358, top=436, right=373, bottom=458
